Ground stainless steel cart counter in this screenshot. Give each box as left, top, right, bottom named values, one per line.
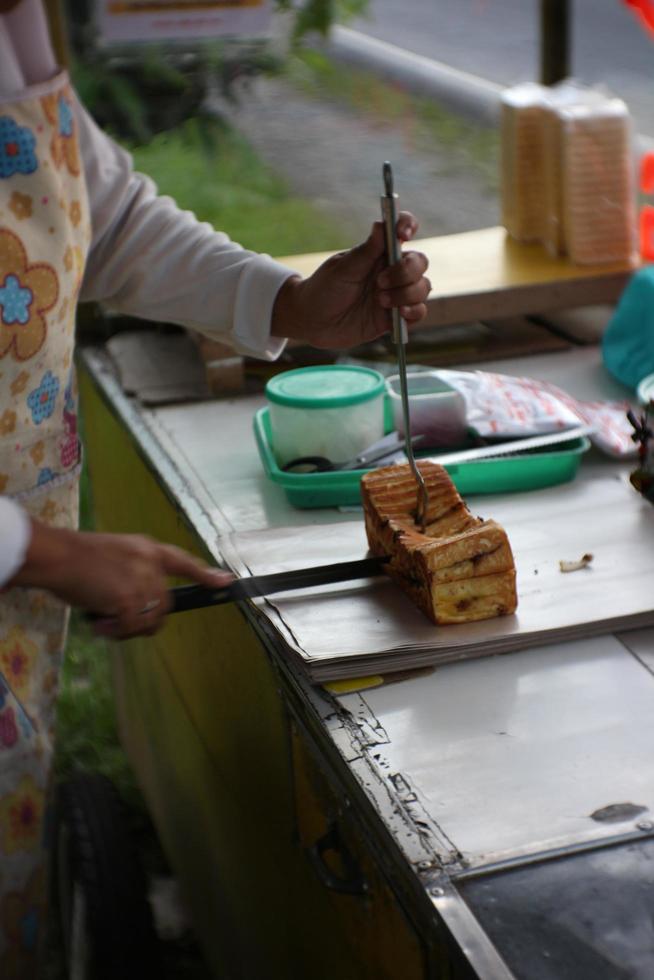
left=79, top=342, right=654, bottom=980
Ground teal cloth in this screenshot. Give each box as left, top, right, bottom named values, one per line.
left=602, top=266, right=654, bottom=389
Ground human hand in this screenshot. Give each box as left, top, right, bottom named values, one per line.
left=10, top=521, right=232, bottom=639
left=271, top=211, right=430, bottom=350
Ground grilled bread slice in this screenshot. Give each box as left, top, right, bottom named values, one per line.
left=361, top=462, right=518, bottom=625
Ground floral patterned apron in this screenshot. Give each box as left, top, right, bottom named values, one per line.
left=0, top=70, right=90, bottom=978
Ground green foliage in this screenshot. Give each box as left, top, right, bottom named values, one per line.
left=55, top=461, right=141, bottom=807
left=70, top=46, right=206, bottom=143
left=66, top=0, right=369, bottom=142
left=129, top=117, right=349, bottom=254
left=278, top=0, right=369, bottom=39
left=73, top=58, right=153, bottom=144
left=286, top=48, right=500, bottom=188
left=55, top=615, right=142, bottom=807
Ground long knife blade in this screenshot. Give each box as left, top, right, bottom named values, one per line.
left=169, top=555, right=389, bottom=614
left=428, top=425, right=594, bottom=466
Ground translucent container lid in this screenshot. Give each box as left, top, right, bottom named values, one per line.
left=265, top=365, right=385, bottom=409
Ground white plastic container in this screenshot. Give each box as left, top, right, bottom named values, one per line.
left=386, top=371, right=467, bottom=448
left=265, top=365, right=386, bottom=467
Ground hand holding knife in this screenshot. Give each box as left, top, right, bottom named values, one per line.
left=89, top=555, right=389, bottom=625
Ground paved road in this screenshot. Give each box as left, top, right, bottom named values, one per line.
left=349, top=0, right=654, bottom=134
left=217, top=75, right=499, bottom=241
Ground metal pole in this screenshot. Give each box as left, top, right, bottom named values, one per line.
left=540, top=0, right=570, bottom=86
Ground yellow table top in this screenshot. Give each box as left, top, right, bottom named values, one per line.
left=277, top=225, right=639, bottom=328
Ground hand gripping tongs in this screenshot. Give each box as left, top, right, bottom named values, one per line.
left=380, top=162, right=429, bottom=530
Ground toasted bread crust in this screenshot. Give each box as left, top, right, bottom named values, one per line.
left=362, top=462, right=518, bottom=625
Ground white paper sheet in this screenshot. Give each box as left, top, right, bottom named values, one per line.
left=219, top=469, right=654, bottom=681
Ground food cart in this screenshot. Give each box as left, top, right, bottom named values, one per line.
left=75, top=226, right=654, bottom=979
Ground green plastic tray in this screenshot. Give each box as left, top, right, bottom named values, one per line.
left=253, top=407, right=591, bottom=509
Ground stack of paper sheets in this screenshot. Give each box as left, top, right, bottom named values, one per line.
left=220, top=471, right=654, bottom=682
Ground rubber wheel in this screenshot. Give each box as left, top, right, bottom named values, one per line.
left=54, top=773, right=162, bottom=980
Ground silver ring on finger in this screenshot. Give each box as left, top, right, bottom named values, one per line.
left=139, top=598, right=161, bottom=615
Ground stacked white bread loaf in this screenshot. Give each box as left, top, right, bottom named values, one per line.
left=561, top=100, right=636, bottom=264
left=500, top=83, right=547, bottom=243
left=541, top=82, right=607, bottom=256
left=500, top=81, right=636, bottom=265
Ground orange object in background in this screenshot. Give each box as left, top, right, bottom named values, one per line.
left=623, top=0, right=654, bottom=37
left=623, top=2, right=654, bottom=258
left=640, top=151, right=654, bottom=260
left=640, top=205, right=654, bottom=260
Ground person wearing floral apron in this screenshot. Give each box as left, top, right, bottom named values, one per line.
left=0, top=66, right=236, bottom=978
left=0, top=71, right=90, bottom=977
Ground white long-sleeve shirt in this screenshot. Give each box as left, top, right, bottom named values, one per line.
left=0, top=0, right=295, bottom=583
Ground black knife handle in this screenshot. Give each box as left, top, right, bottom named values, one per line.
left=87, top=556, right=389, bottom=623
left=85, top=583, right=239, bottom=623
left=169, top=555, right=389, bottom=613
left=169, top=583, right=240, bottom=613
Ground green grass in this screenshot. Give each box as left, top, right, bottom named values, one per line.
left=56, top=463, right=144, bottom=807
left=285, top=48, right=500, bottom=189
left=57, top=616, right=131, bottom=785
left=129, top=116, right=350, bottom=255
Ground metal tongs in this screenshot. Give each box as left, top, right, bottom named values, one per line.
left=380, top=162, right=429, bottom=530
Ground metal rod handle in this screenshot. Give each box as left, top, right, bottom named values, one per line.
left=380, top=161, right=429, bottom=529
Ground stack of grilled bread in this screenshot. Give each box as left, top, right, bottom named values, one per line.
left=361, top=462, right=518, bottom=625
